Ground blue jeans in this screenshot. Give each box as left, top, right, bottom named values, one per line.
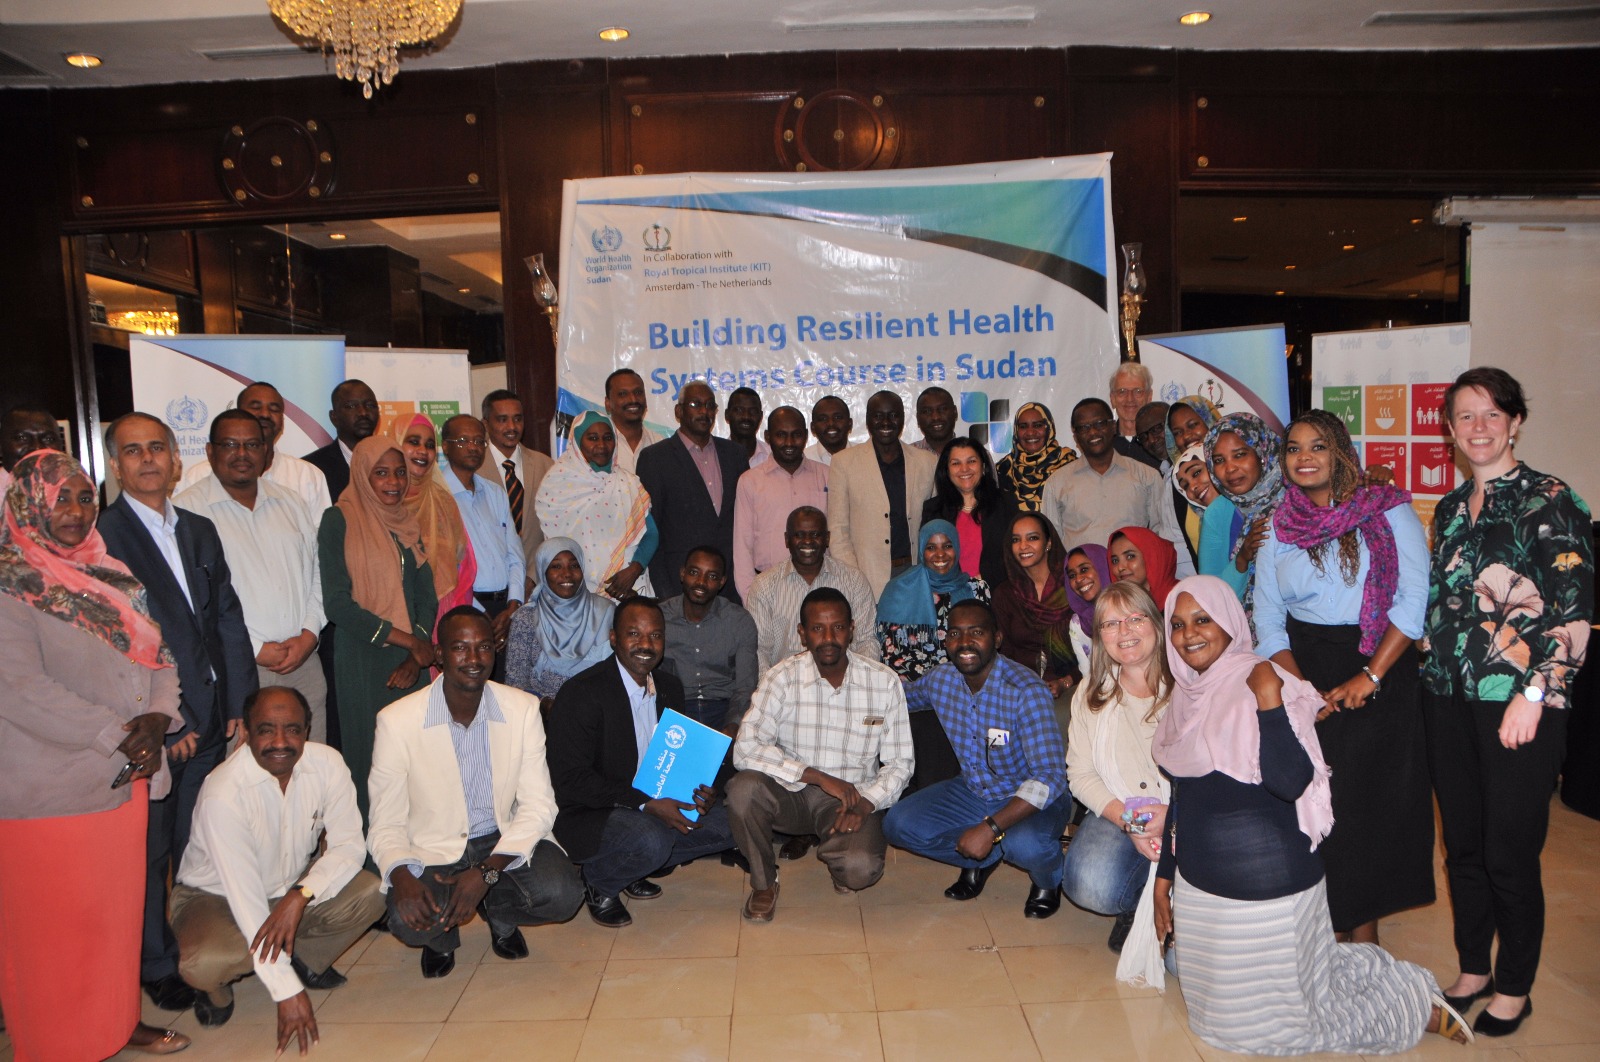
left=580, top=803, right=736, bottom=899
left=883, top=777, right=1073, bottom=889
left=1060, top=810, right=1150, bottom=915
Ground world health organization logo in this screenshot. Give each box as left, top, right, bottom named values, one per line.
left=643, top=224, right=671, bottom=252
left=166, top=395, right=208, bottom=432
left=590, top=225, right=623, bottom=253
left=664, top=725, right=687, bottom=750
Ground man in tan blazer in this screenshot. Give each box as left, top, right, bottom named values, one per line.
left=826, top=390, right=937, bottom=598
left=368, top=607, right=583, bottom=979
left=478, top=389, right=555, bottom=598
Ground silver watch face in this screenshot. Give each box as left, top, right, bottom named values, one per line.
left=1524, top=686, right=1545, bottom=704
left=481, top=867, right=501, bottom=885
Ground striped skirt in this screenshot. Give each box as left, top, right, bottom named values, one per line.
left=1173, top=873, right=1437, bottom=1056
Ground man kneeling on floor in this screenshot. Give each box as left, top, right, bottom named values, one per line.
left=172, top=686, right=384, bottom=1055
left=368, top=607, right=583, bottom=979
left=727, top=587, right=914, bottom=921
left=883, top=600, right=1074, bottom=918
left=547, top=596, right=738, bottom=927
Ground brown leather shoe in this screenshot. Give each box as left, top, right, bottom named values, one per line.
left=126, top=1024, right=191, bottom=1055
left=743, top=883, right=779, bottom=922
left=833, top=879, right=857, bottom=896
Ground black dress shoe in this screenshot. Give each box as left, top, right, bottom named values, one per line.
left=192, top=993, right=234, bottom=1028
left=1108, top=910, right=1137, bottom=953
left=944, top=861, right=1000, bottom=901
left=369, top=912, right=391, bottom=934
left=1442, top=980, right=1494, bottom=1012
left=779, top=834, right=818, bottom=860
left=1473, top=998, right=1532, bottom=1037
left=585, top=887, right=633, bottom=928
left=721, top=849, right=751, bottom=872
left=489, top=926, right=529, bottom=960
left=1023, top=884, right=1062, bottom=919
left=624, top=878, right=664, bottom=900
left=290, top=954, right=348, bottom=990
left=142, top=974, right=198, bottom=1011
left=420, top=947, right=456, bottom=979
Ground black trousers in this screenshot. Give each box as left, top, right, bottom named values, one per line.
left=141, top=736, right=226, bottom=981
left=1424, top=690, right=1568, bottom=995
left=387, top=835, right=583, bottom=954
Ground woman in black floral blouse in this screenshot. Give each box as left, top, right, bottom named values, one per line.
left=1422, top=367, right=1594, bottom=1038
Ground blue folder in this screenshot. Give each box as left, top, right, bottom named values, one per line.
left=630, top=708, right=732, bottom=822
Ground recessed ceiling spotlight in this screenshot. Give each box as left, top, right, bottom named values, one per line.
left=457, top=287, right=471, bottom=294
left=1179, top=12, right=1212, bottom=27
left=1410, top=218, right=1423, bottom=224
left=1232, top=216, right=1248, bottom=223
left=599, top=26, right=630, bottom=42
left=1283, top=264, right=1297, bottom=270
left=1274, top=290, right=1286, bottom=295
left=1342, top=244, right=1356, bottom=250
left=64, top=53, right=102, bottom=69
left=328, top=233, right=347, bottom=241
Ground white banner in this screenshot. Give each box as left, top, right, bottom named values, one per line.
left=345, top=347, right=473, bottom=437
left=555, top=156, right=1119, bottom=455
left=1311, top=323, right=1472, bottom=540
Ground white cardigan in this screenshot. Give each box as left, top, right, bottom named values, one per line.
left=1065, top=679, right=1166, bottom=819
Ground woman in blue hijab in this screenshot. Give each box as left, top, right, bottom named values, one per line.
left=504, top=537, right=617, bottom=700
left=876, top=519, right=989, bottom=681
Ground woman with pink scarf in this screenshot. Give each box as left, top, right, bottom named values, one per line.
left=1251, top=409, right=1434, bottom=949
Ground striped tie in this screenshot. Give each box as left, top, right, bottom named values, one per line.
left=503, top=459, right=524, bottom=534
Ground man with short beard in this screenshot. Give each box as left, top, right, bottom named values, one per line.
left=171, top=687, right=382, bottom=1047
left=912, top=386, right=958, bottom=455
left=604, top=369, right=662, bottom=474
left=440, top=414, right=524, bottom=680
left=179, top=381, right=331, bottom=514
left=660, top=546, right=757, bottom=733
left=477, top=388, right=555, bottom=597
left=305, top=380, right=379, bottom=503
left=0, top=402, right=64, bottom=496
left=805, top=395, right=852, bottom=467
left=725, top=386, right=771, bottom=467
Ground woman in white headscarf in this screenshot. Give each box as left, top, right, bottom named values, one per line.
left=534, top=412, right=656, bottom=600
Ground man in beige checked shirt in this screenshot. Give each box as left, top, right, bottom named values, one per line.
left=726, top=586, right=914, bottom=922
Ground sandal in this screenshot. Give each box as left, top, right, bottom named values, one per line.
left=1431, top=994, right=1475, bottom=1045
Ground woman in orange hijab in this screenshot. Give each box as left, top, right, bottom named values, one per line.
left=390, top=413, right=477, bottom=627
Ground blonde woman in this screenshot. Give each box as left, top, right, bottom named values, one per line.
left=1061, top=581, right=1172, bottom=956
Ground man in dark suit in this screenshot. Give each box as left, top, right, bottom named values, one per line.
left=546, top=598, right=737, bottom=927
left=303, top=379, right=378, bottom=504
left=98, top=412, right=259, bottom=1013
left=635, top=381, right=749, bottom=603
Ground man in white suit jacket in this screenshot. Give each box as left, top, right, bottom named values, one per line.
left=368, top=607, right=583, bottom=979
left=826, top=390, right=938, bottom=598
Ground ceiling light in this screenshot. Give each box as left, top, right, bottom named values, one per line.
left=1274, top=290, right=1285, bottom=295
left=457, top=287, right=471, bottom=293
left=64, top=53, right=102, bottom=69
left=1342, top=244, right=1356, bottom=250
left=1232, top=216, right=1248, bottom=223
left=1411, top=218, right=1424, bottom=224
left=269, top=0, right=460, bottom=98
left=599, top=26, right=630, bottom=42
left=328, top=232, right=347, bottom=240
left=1179, top=12, right=1212, bottom=27
left=1283, top=264, right=1297, bottom=270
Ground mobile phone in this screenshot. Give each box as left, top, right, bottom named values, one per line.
left=111, top=760, right=137, bottom=790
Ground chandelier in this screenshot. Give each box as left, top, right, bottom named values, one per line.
left=268, top=1, right=462, bottom=99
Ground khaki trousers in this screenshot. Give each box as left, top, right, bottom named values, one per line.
left=725, top=770, right=887, bottom=893
left=170, top=870, right=384, bottom=1004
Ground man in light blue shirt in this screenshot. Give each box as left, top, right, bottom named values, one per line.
left=442, top=415, right=525, bottom=681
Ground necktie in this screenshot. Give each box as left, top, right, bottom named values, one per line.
left=503, top=459, right=524, bottom=534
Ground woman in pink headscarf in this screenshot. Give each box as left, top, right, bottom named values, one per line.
left=1149, top=575, right=1470, bottom=1054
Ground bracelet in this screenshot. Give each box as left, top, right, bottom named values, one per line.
left=984, top=815, right=1006, bottom=843
left=1361, top=666, right=1382, bottom=693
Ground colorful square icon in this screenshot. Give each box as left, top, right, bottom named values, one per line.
left=1364, top=385, right=1408, bottom=436
left=1322, top=387, right=1361, bottom=435
left=1411, top=442, right=1456, bottom=496
left=1411, top=383, right=1450, bottom=436
left=1412, top=499, right=1440, bottom=548
left=1365, top=442, right=1408, bottom=488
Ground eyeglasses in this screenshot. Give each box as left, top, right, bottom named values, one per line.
left=1097, top=615, right=1151, bottom=634
left=1111, top=387, right=1151, bottom=399
left=681, top=399, right=716, bottom=412
left=213, top=439, right=264, bottom=452
left=444, top=436, right=486, bottom=447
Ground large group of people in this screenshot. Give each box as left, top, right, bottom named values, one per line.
left=0, top=362, right=1590, bottom=1058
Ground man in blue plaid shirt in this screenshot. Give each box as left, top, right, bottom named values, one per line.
left=883, top=600, right=1072, bottom=918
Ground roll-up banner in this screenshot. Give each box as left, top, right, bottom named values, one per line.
left=1137, top=324, right=1291, bottom=436
left=554, top=155, right=1120, bottom=456
left=1310, top=323, right=1472, bottom=540
left=345, top=346, right=472, bottom=438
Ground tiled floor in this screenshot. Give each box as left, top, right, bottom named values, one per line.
left=5, top=799, right=1597, bottom=1061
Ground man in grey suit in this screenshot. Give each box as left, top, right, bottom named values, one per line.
left=635, top=380, right=750, bottom=603
left=477, top=388, right=554, bottom=599
left=98, top=412, right=259, bottom=1013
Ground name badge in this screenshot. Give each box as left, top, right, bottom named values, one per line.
left=863, top=716, right=885, bottom=727
left=987, top=728, right=1011, bottom=747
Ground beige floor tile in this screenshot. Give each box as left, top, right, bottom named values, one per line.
left=858, top=849, right=973, bottom=906
left=644, top=858, right=749, bottom=911
left=861, top=903, right=993, bottom=952
left=738, top=904, right=866, bottom=955
left=1511, top=1046, right=1600, bottom=1062
left=730, top=1011, right=883, bottom=1061
left=426, top=1021, right=585, bottom=1062
left=1496, top=970, right=1600, bottom=1047
left=448, top=961, right=604, bottom=1022
left=589, top=957, right=738, bottom=1019
left=1026, top=996, right=1201, bottom=1062
left=1361, top=1034, right=1520, bottom=1061
left=111, top=1020, right=445, bottom=1062
left=313, top=961, right=468, bottom=1024
left=1000, top=943, right=1156, bottom=1004
left=871, top=948, right=1018, bottom=1011
left=497, top=914, right=617, bottom=964
left=609, top=906, right=743, bottom=960
left=983, top=897, right=1111, bottom=948
left=575, top=1016, right=730, bottom=1061
left=355, top=920, right=491, bottom=967
left=878, top=1004, right=1040, bottom=1061
left=733, top=952, right=876, bottom=1015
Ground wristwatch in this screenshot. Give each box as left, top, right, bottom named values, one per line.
left=477, top=862, right=501, bottom=886
left=1360, top=666, right=1383, bottom=693
left=1523, top=685, right=1545, bottom=704
left=295, top=885, right=315, bottom=902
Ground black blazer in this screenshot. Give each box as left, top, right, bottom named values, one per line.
left=920, top=494, right=1019, bottom=593
left=546, top=656, right=687, bottom=862
left=635, top=434, right=749, bottom=604
left=305, top=442, right=350, bottom=504
left=97, top=495, right=259, bottom=746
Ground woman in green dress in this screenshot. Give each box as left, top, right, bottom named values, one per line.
left=318, top=436, right=438, bottom=820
